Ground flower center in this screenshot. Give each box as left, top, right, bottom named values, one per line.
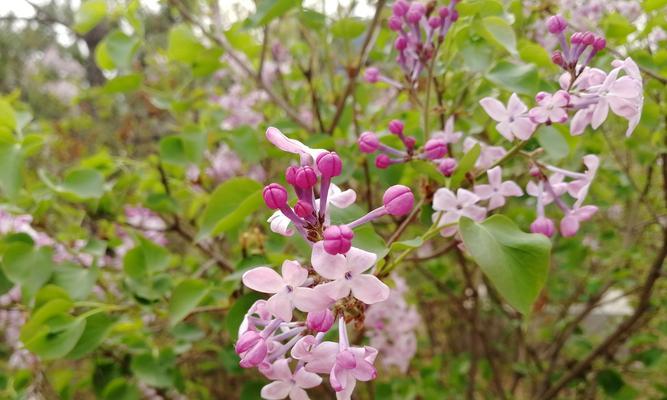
left=344, top=272, right=353, bottom=280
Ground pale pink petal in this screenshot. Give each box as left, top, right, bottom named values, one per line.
left=487, top=194, right=506, bottom=210
left=243, top=267, right=285, bottom=293
left=496, top=121, right=515, bottom=141
left=463, top=205, right=487, bottom=221
left=346, top=247, right=377, bottom=275
left=457, top=189, right=480, bottom=207
left=479, top=97, right=508, bottom=121
left=266, top=127, right=311, bottom=154
left=528, top=106, right=548, bottom=124
left=351, top=360, right=377, bottom=381
left=548, top=107, right=568, bottom=123
left=329, top=186, right=357, bottom=209
left=507, top=93, right=528, bottom=115
left=282, top=260, right=308, bottom=287
left=444, top=116, right=455, bottom=135
left=291, top=336, right=317, bottom=360
left=292, top=287, right=333, bottom=313
left=432, top=188, right=458, bottom=212
left=570, top=108, right=593, bottom=136
left=583, top=155, right=600, bottom=174
left=525, top=181, right=540, bottom=197
left=335, top=378, right=356, bottom=400
left=318, top=280, right=351, bottom=301
left=304, top=342, right=338, bottom=373
left=591, top=99, right=609, bottom=129
left=608, top=97, right=639, bottom=118
left=311, top=242, right=347, bottom=280
left=473, top=184, right=494, bottom=200
left=349, top=274, right=390, bottom=304
left=500, top=181, right=523, bottom=197
left=271, top=359, right=294, bottom=381
left=267, top=292, right=294, bottom=322
left=433, top=210, right=462, bottom=228
left=626, top=114, right=640, bottom=137
left=294, top=367, right=323, bottom=389
left=487, top=166, right=502, bottom=188
left=511, top=117, right=536, bottom=140
left=269, top=212, right=294, bottom=237
left=261, top=381, right=292, bottom=400
left=609, top=77, right=641, bottom=98
left=330, top=366, right=349, bottom=393
left=552, top=90, right=570, bottom=107
left=288, top=387, right=309, bottom=400
left=573, top=205, right=598, bottom=221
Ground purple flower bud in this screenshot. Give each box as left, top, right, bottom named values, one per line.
left=529, top=166, right=541, bottom=177
left=546, top=15, right=567, bottom=34
left=358, top=131, right=380, bottom=153
left=364, top=67, right=380, bottom=83
left=294, top=166, right=317, bottom=189
left=560, top=215, right=580, bottom=237
left=530, top=216, right=556, bottom=237
left=551, top=51, right=564, bottom=66
left=582, top=31, right=595, bottom=45
left=263, top=183, right=288, bottom=210
left=316, top=151, right=342, bottom=178
left=428, top=16, right=442, bottom=29
left=450, top=10, right=459, bottom=22
left=571, top=32, right=583, bottom=44
left=395, top=36, right=408, bottom=51
left=376, top=154, right=392, bottom=169
left=294, top=200, right=314, bottom=218
left=392, top=0, right=409, bottom=17
left=593, top=37, right=606, bottom=51
left=405, top=2, right=425, bottom=24
left=239, top=339, right=268, bottom=368
left=383, top=185, right=414, bottom=216
left=535, top=91, right=549, bottom=102
left=423, top=138, right=447, bottom=159
left=322, top=225, right=354, bottom=255
left=438, top=157, right=457, bottom=177
left=306, top=309, right=335, bottom=332
left=388, top=16, right=403, bottom=31
left=388, top=119, right=404, bottom=135
left=285, top=166, right=298, bottom=185
left=235, top=330, right=262, bottom=354
left=404, top=136, right=416, bottom=150
left=439, top=7, right=449, bottom=19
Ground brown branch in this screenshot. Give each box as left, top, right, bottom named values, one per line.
left=326, top=0, right=387, bottom=135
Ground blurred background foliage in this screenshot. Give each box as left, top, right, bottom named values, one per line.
left=0, top=0, right=666, bottom=399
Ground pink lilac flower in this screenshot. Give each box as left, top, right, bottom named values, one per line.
left=479, top=93, right=537, bottom=141
left=259, top=358, right=322, bottom=400
left=431, top=116, right=463, bottom=144
left=463, top=137, right=507, bottom=170
left=311, top=242, right=389, bottom=305
left=528, top=90, right=570, bottom=124
left=214, top=84, right=267, bottom=129
left=432, top=188, right=487, bottom=237
left=473, top=166, right=523, bottom=210
left=124, top=206, right=168, bottom=245
left=365, top=274, right=420, bottom=372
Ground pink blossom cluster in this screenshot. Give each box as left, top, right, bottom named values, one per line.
left=364, top=274, right=420, bottom=372
left=124, top=206, right=168, bottom=246
left=0, top=286, right=38, bottom=370
left=527, top=155, right=599, bottom=238
left=365, top=0, right=459, bottom=87
left=186, top=143, right=266, bottom=185
left=235, top=128, right=417, bottom=399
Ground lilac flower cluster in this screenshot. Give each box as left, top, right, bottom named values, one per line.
left=365, top=0, right=460, bottom=87
left=235, top=128, right=416, bottom=399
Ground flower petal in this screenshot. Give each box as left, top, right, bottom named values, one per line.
left=500, top=181, right=523, bottom=197
left=267, top=292, right=293, bottom=322
left=479, top=97, right=508, bottom=121
left=346, top=247, right=377, bottom=275
left=349, top=274, right=390, bottom=304
left=329, top=185, right=357, bottom=209
left=292, top=287, right=333, bottom=313
left=432, top=188, right=458, bottom=212
left=261, top=381, right=292, bottom=400
left=268, top=211, right=294, bottom=237
left=294, top=367, right=323, bottom=389
left=507, top=93, right=528, bottom=115
left=318, top=280, right=351, bottom=301
left=282, top=260, right=308, bottom=287
left=243, top=267, right=285, bottom=293
left=311, top=242, right=347, bottom=279
left=456, top=189, right=480, bottom=207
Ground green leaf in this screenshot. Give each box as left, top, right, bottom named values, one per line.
left=159, top=130, right=206, bottom=166
left=52, top=263, right=99, bottom=300
left=67, top=313, right=115, bottom=359
left=643, top=0, right=667, bottom=11
left=74, top=0, right=107, bottom=35
left=103, top=30, right=141, bottom=70
left=249, top=0, right=301, bottom=26
left=102, top=378, right=140, bottom=400
left=0, top=141, right=23, bottom=199
left=168, top=279, right=209, bottom=326
left=197, top=177, right=264, bottom=240
left=596, top=369, right=624, bottom=395
left=0, top=98, right=16, bottom=135
left=480, top=16, right=517, bottom=55
left=167, top=24, right=205, bottom=63
left=225, top=292, right=262, bottom=340
left=390, top=237, right=424, bottom=251
left=459, top=215, right=551, bottom=314
left=23, top=312, right=86, bottom=360
left=518, top=40, right=553, bottom=68
left=123, top=236, right=170, bottom=279
left=95, top=40, right=115, bottom=70
left=352, top=225, right=388, bottom=258
left=102, top=73, right=143, bottom=93
left=60, top=168, right=105, bottom=199
left=537, top=125, right=569, bottom=160
left=331, top=17, right=367, bottom=39
left=486, top=61, right=539, bottom=95
left=602, top=13, right=636, bottom=41
left=450, top=143, right=480, bottom=187
left=1, top=243, right=54, bottom=298
left=130, top=353, right=174, bottom=388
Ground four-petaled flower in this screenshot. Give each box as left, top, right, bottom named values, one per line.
left=528, top=90, right=570, bottom=124
left=479, top=93, right=537, bottom=141
left=474, top=166, right=523, bottom=210
left=432, top=188, right=486, bottom=236
left=260, top=359, right=322, bottom=400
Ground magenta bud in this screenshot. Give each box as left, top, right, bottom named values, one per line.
left=294, top=166, right=317, bottom=189
left=582, top=31, right=595, bottom=45
left=392, top=0, right=409, bottom=17
left=428, top=16, right=442, bottom=29
left=438, top=7, right=449, bottom=19
left=322, top=225, right=354, bottom=255
left=383, top=185, right=414, bottom=216
left=239, top=339, right=268, bottom=368
left=560, top=215, right=580, bottom=237
left=388, top=119, right=404, bottom=135
left=285, top=166, right=298, bottom=185
left=405, top=2, right=425, bottom=24
left=306, top=309, right=335, bottom=332
left=551, top=51, right=564, bottom=66
left=263, top=183, right=288, bottom=210
left=364, top=67, right=380, bottom=83
left=571, top=32, right=582, bottom=44
left=316, top=151, right=342, bottom=178
left=294, top=200, right=314, bottom=218
left=593, top=37, right=606, bottom=51
left=395, top=36, right=408, bottom=51
left=358, top=131, right=380, bottom=153
left=530, top=216, right=556, bottom=238
left=235, top=330, right=262, bottom=354
left=388, top=15, right=403, bottom=31
left=423, top=138, right=447, bottom=159
left=438, top=157, right=457, bottom=177
left=375, top=154, right=391, bottom=169
left=529, top=166, right=541, bottom=177
left=450, top=10, right=459, bottom=22
left=535, top=91, right=549, bottom=103
left=547, top=15, right=567, bottom=34
left=404, top=136, right=416, bottom=150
